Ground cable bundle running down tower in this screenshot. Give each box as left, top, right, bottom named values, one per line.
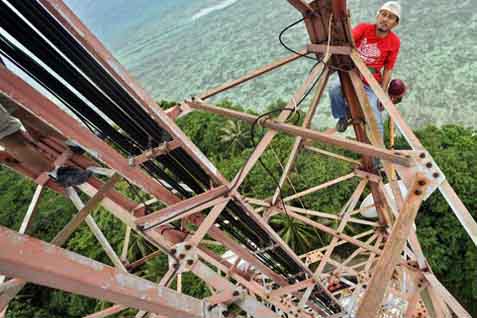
left=0, top=0, right=475, bottom=317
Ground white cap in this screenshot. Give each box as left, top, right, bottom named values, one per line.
left=378, top=1, right=401, bottom=22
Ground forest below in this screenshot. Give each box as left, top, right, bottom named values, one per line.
left=0, top=101, right=476, bottom=317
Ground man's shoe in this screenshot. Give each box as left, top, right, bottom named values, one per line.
left=336, top=118, right=349, bottom=133
left=52, top=166, right=93, bottom=187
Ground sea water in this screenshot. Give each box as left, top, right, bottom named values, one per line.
left=65, top=0, right=477, bottom=129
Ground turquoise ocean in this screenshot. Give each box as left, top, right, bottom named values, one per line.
left=65, top=0, right=477, bottom=129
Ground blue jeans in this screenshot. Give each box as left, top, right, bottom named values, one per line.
left=329, top=78, right=384, bottom=137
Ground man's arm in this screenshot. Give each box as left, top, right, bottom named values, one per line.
left=382, top=68, right=393, bottom=91
left=377, top=68, right=393, bottom=111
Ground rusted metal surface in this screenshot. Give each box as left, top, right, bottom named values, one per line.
left=0, top=1, right=473, bottom=317
left=186, top=99, right=412, bottom=166
left=0, top=226, right=211, bottom=318
left=135, top=185, right=229, bottom=229
left=0, top=71, right=180, bottom=205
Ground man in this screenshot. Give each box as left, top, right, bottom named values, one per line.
left=0, top=57, right=92, bottom=187
left=329, top=1, right=402, bottom=137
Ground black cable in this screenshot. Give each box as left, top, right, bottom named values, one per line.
left=279, top=17, right=320, bottom=61
left=248, top=61, right=326, bottom=217
left=279, top=15, right=354, bottom=73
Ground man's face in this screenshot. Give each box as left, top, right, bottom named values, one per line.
left=376, top=10, right=399, bottom=33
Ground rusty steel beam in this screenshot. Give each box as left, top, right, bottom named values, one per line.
left=0, top=68, right=180, bottom=206
left=351, top=50, right=477, bottom=247
left=0, top=226, right=213, bottom=318
left=135, top=185, right=229, bottom=229
left=186, top=100, right=413, bottom=167
left=199, top=50, right=307, bottom=100
left=356, top=175, right=427, bottom=317
left=39, top=0, right=228, bottom=186
left=287, top=0, right=313, bottom=15
left=129, top=139, right=182, bottom=167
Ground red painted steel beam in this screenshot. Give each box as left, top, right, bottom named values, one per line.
left=39, top=0, right=228, bottom=186
left=186, top=100, right=413, bottom=167
left=135, top=185, right=229, bottom=228
left=0, top=226, right=207, bottom=318
left=0, top=67, right=180, bottom=205
left=331, top=0, right=347, bottom=19
left=287, top=0, right=314, bottom=14
left=199, top=50, right=306, bottom=100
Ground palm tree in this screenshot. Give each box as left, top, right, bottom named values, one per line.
left=270, top=213, right=324, bottom=255
left=219, top=120, right=250, bottom=154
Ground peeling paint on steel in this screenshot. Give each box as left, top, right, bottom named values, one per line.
left=41, top=241, right=56, bottom=254
left=115, top=273, right=152, bottom=293
left=6, top=230, right=26, bottom=245
left=65, top=250, right=105, bottom=271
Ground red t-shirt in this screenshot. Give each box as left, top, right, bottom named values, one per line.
left=353, top=23, right=400, bottom=83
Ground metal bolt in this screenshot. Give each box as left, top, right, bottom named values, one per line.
left=419, top=153, right=426, bottom=159
left=233, top=290, right=240, bottom=297
left=426, top=162, right=433, bottom=168
left=415, top=190, right=423, bottom=196
left=178, top=254, right=186, bottom=260
left=433, top=172, right=440, bottom=178
left=418, top=180, right=426, bottom=186
left=186, top=259, right=194, bottom=266
left=185, top=244, right=192, bottom=250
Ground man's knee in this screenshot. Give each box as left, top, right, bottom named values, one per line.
left=0, top=105, right=22, bottom=143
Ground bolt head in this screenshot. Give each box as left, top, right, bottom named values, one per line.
left=415, top=190, right=423, bottom=196
left=426, top=162, right=433, bottom=168
left=186, top=259, right=194, bottom=266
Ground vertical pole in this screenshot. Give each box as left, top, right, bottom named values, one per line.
left=356, top=174, right=427, bottom=317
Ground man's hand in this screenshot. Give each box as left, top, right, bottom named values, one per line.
left=391, top=95, right=403, bottom=104
left=378, top=95, right=402, bottom=112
